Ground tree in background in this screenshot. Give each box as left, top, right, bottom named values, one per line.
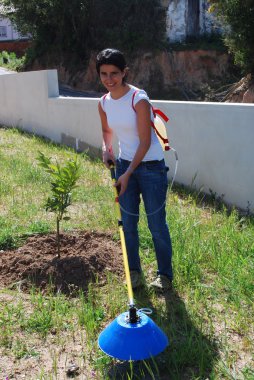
left=2, top=0, right=166, bottom=61
left=1, top=0, right=93, bottom=58
left=209, top=0, right=254, bottom=74
left=88, top=0, right=166, bottom=53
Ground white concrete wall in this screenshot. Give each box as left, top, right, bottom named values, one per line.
left=0, top=69, right=253, bottom=213
left=153, top=99, right=254, bottom=213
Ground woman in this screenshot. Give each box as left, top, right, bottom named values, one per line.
left=96, top=48, right=173, bottom=291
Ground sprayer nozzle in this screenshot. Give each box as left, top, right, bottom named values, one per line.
left=126, top=306, right=140, bottom=324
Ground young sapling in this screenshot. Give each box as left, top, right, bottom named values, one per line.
left=37, top=151, right=81, bottom=257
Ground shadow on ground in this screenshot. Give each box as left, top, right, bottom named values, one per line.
left=104, top=285, right=219, bottom=379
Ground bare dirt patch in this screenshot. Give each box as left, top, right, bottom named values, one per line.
left=0, top=231, right=124, bottom=293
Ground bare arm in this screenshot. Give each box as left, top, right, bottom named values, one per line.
left=98, top=102, right=115, bottom=168
left=116, top=99, right=151, bottom=195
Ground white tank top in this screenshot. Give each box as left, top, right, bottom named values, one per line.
left=100, top=85, right=164, bottom=161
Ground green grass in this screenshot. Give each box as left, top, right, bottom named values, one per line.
left=0, top=126, right=253, bottom=379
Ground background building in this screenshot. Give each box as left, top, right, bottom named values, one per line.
left=163, top=0, right=224, bottom=42
left=0, top=4, right=27, bottom=41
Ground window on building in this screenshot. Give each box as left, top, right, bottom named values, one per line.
left=0, top=26, right=7, bottom=37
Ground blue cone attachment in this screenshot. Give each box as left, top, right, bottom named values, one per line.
left=98, top=311, right=169, bottom=361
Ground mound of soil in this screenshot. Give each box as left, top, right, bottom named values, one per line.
left=0, top=231, right=124, bottom=293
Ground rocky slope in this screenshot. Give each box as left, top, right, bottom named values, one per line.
left=29, top=49, right=254, bottom=103
left=30, top=49, right=237, bottom=101
left=223, top=74, right=254, bottom=103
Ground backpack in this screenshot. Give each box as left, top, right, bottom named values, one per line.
left=132, top=90, right=178, bottom=190
left=131, top=90, right=171, bottom=151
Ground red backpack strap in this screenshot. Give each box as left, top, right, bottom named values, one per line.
left=132, top=92, right=170, bottom=151
left=153, top=108, right=169, bottom=123
left=102, top=93, right=108, bottom=109
left=131, top=90, right=139, bottom=111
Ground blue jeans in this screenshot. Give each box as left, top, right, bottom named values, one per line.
left=116, top=158, right=173, bottom=280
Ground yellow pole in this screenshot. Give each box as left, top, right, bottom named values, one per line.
left=109, top=164, right=134, bottom=307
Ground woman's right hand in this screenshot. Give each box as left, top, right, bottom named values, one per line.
left=102, top=148, right=115, bottom=168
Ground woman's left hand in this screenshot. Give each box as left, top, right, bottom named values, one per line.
left=115, top=171, right=131, bottom=196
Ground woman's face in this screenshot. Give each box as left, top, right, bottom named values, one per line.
left=99, top=64, right=126, bottom=93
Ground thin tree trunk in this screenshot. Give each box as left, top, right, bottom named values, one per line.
left=56, top=218, right=60, bottom=258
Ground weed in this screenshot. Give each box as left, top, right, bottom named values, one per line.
left=0, top=232, right=17, bottom=250
left=12, top=338, right=39, bottom=359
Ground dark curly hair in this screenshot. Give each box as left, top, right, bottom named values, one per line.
left=96, top=48, right=128, bottom=81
